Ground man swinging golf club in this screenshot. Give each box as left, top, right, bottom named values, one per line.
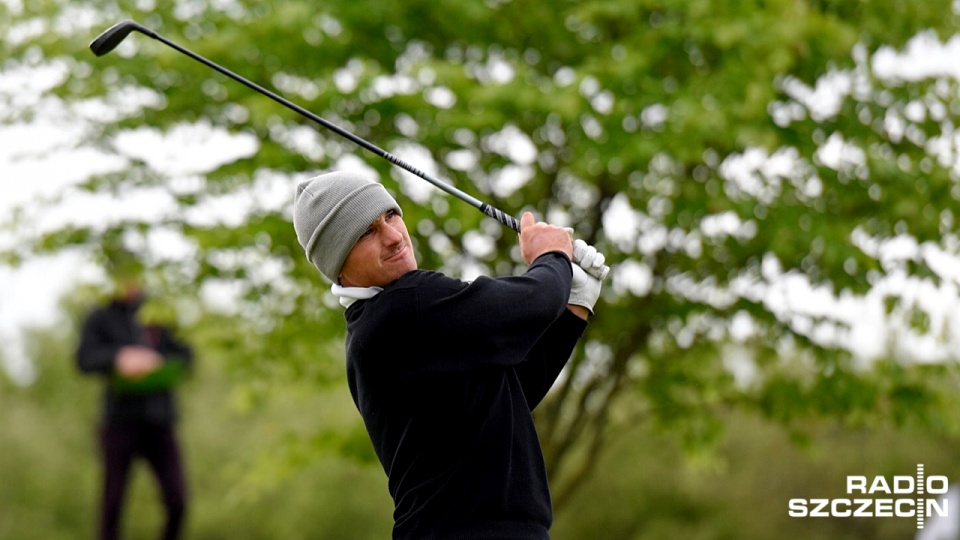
left=293, top=171, right=604, bottom=539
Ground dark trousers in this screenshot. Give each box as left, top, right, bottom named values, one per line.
left=98, top=422, right=187, bottom=540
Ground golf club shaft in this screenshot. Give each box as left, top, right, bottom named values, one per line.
left=91, top=20, right=610, bottom=280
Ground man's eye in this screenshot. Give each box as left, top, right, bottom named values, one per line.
left=386, top=210, right=397, bottom=219
left=361, top=228, right=374, bottom=237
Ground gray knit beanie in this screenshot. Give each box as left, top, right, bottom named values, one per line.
left=293, top=171, right=401, bottom=283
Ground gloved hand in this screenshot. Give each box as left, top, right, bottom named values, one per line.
left=568, top=239, right=604, bottom=314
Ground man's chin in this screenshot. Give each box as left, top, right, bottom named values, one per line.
left=385, top=260, right=417, bottom=283
left=390, top=261, right=417, bottom=278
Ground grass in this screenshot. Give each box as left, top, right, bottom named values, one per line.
left=0, top=324, right=394, bottom=540
left=4, top=322, right=960, bottom=539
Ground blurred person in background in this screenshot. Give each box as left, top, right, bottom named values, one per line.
left=76, top=253, right=193, bottom=540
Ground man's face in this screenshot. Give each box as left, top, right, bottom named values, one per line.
left=338, top=209, right=417, bottom=288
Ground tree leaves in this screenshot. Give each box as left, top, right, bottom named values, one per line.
left=5, top=0, right=960, bottom=509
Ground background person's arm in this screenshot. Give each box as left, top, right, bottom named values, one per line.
left=76, top=310, right=121, bottom=374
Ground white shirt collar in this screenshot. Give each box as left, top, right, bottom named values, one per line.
left=330, top=283, right=383, bottom=308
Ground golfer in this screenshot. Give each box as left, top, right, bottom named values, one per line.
left=293, top=171, right=604, bottom=539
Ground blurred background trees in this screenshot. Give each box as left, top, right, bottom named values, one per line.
left=3, top=0, right=960, bottom=538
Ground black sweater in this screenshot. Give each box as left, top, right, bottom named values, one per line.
left=76, top=299, right=193, bottom=425
left=344, top=252, right=587, bottom=540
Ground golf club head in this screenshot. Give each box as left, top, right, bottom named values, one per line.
left=89, top=20, right=150, bottom=57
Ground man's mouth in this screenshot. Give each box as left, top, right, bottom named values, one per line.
left=385, top=244, right=407, bottom=262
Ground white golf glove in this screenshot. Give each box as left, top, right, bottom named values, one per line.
left=568, top=239, right=604, bottom=314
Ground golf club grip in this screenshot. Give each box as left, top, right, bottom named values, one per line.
left=480, top=203, right=520, bottom=232
left=479, top=204, right=610, bottom=281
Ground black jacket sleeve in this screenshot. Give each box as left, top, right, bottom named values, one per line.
left=514, top=309, right=587, bottom=410
left=76, top=309, right=120, bottom=374
left=154, top=326, right=194, bottom=369
left=380, top=251, right=575, bottom=375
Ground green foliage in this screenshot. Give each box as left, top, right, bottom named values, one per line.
left=556, top=409, right=960, bottom=540
left=5, top=325, right=960, bottom=539
left=4, top=0, right=960, bottom=519
left=0, top=320, right=396, bottom=540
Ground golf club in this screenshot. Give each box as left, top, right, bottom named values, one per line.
left=90, top=19, right=610, bottom=280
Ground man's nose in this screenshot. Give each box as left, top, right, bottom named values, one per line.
left=382, top=222, right=403, bottom=244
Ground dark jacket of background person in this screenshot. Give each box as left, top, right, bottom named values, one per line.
left=76, top=298, right=193, bottom=425
left=345, top=251, right=586, bottom=540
